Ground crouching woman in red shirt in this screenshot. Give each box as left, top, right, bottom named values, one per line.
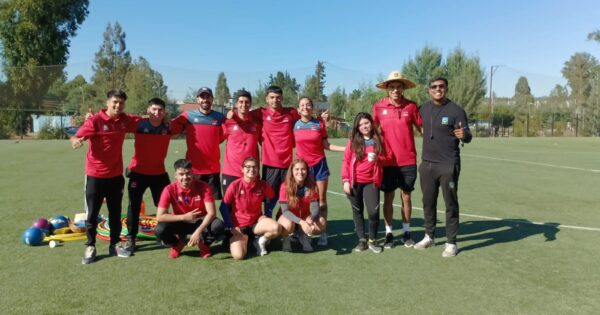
left=342, top=112, right=387, bottom=253
left=277, top=159, right=325, bottom=252
left=220, top=157, right=281, bottom=259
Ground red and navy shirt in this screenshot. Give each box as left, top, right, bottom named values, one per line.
left=372, top=97, right=422, bottom=166
left=278, top=182, right=318, bottom=219
left=223, top=178, right=274, bottom=227
left=222, top=116, right=261, bottom=177
left=128, top=119, right=171, bottom=175
left=293, top=118, right=327, bottom=167
left=158, top=179, right=214, bottom=216
left=171, top=110, right=225, bottom=175
left=75, top=109, right=140, bottom=178
left=250, top=107, right=300, bottom=169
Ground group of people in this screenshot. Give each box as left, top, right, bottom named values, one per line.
left=70, top=70, right=471, bottom=264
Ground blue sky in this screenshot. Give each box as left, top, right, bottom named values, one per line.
left=65, top=0, right=600, bottom=100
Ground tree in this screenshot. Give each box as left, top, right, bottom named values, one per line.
left=588, top=29, right=600, bottom=42
left=0, top=0, right=89, bottom=136
left=513, top=76, right=535, bottom=136
left=302, top=61, right=327, bottom=102
left=445, top=47, right=487, bottom=119
left=328, top=87, right=346, bottom=116
left=255, top=71, right=300, bottom=107
left=90, top=22, right=132, bottom=109
left=214, top=72, right=231, bottom=107
left=561, top=52, right=598, bottom=134
left=124, top=57, right=167, bottom=115
left=402, top=46, right=445, bottom=104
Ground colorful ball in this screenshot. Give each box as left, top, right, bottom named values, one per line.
left=22, top=227, right=45, bottom=246
left=32, top=218, right=51, bottom=235
left=49, top=215, right=70, bottom=231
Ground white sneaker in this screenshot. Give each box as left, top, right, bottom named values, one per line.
left=414, top=234, right=435, bottom=250
left=256, top=236, right=268, bottom=256
left=281, top=237, right=292, bottom=252
left=317, top=232, right=328, bottom=246
left=299, top=232, right=314, bottom=252
left=442, top=243, right=458, bottom=257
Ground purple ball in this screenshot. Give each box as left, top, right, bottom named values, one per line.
left=32, top=218, right=51, bottom=235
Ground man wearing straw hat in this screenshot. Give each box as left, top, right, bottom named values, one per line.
left=373, top=71, right=422, bottom=249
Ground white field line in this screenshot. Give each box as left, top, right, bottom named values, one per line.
left=327, top=190, right=600, bottom=232
left=462, top=153, right=600, bottom=173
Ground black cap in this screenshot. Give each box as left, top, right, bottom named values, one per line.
left=196, top=87, right=213, bottom=97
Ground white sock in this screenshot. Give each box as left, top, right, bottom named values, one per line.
left=403, top=223, right=410, bottom=233
left=385, top=225, right=393, bottom=234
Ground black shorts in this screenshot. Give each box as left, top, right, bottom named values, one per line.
left=193, top=173, right=222, bottom=200
left=221, top=174, right=239, bottom=196
left=262, top=165, right=288, bottom=195
left=380, top=165, right=417, bottom=193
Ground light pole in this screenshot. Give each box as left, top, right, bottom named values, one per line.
left=488, top=65, right=504, bottom=137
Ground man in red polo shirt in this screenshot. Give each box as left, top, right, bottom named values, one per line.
left=155, top=159, right=224, bottom=259
left=373, top=71, right=422, bottom=249
left=171, top=87, right=225, bottom=200
left=117, top=97, right=172, bottom=258
left=221, top=90, right=261, bottom=194
left=70, top=90, right=139, bottom=264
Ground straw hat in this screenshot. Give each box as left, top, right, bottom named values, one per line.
left=376, top=71, right=416, bottom=90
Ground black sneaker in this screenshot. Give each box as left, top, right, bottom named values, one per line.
left=383, top=233, right=394, bottom=249
left=108, top=244, right=117, bottom=256
left=354, top=239, right=367, bottom=252
left=368, top=239, right=383, bottom=254
left=81, top=245, right=96, bottom=264
left=401, top=231, right=415, bottom=248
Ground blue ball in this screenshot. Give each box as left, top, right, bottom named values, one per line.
left=22, top=227, right=45, bottom=246
left=49, top=215, right=69, bottom=230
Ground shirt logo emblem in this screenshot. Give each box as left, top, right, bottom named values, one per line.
left=441, top=117, right=449, bottom=125
left=382, top=110, right=388, bottom=115
left=233, top=125, right=238, bottom=131
left=194, top=118, right=199, bottom=123
left=144, top=128, right=149, bottom=133
left=402, top=112, right=409, bottom=117
left=103, top=125, right=110, bottom=131
left=283, top=118, right=289, bottom=122
left=212, top=119, right=218, bottom=126
left=266, top=116, right=272, bottom=121
left=240, top=190, right=245, bottom=195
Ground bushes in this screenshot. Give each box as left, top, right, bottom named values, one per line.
left=37, top=123, right=64, bottom=139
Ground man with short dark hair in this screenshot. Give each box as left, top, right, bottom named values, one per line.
left=171, top=87, right=225, bottom=200
left=70, top=90, right=139, bottom=264
left=155, top=159, right=225, bottom=259
left=373, top=71, right=422, bottom=249
left=221, top=90, right=261, bottom=194
left=117, top=98, right=172, bottom=257
left=414, top=77, right=472, bottom=257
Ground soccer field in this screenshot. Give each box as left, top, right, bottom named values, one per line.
left=1, top=137, right=599, bottom=314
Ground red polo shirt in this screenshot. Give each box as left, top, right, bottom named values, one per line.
left=293, top=118, right=328, bottom=167
left=278, top=182, right=318, bottom=219
left=250, top=107, right=300, bottom=169
left=128, top=119, right=171, bottom=175
left=372, top=97, right=422, bottom=166
left=158, top=179, right=214, bottom=216
left=222, top=116, right=261, bottom=177
left=75, top=109, right=139, bottom=178
left=223, top=178, right=274, bottom=227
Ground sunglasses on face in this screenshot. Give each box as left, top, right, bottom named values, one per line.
left=429, top=84, right=447, bottom=90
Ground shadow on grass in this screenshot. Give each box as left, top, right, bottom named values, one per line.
left=456, top=219, right=560, bottom=252
left=324, top=218, right=426, bottom=255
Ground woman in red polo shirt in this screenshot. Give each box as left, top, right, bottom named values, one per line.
left=220, top=157, right=281, bottom=259
left=277, top=159, right=324, bottom=252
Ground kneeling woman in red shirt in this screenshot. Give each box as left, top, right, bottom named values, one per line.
left=277, top=159, right=325, bottom=252
left=220, top=157, right=281, bottom=259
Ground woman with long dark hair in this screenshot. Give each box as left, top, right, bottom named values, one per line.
left=341, top=112, right=387, bottom=253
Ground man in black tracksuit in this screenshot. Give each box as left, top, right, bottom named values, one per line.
left=413, top=77, right=472, bottom=257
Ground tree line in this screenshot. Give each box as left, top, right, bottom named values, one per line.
left=1, top=0, right=600, bottom=138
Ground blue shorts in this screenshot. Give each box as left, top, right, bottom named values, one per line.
left=308, top=158, right=330, bottom=181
